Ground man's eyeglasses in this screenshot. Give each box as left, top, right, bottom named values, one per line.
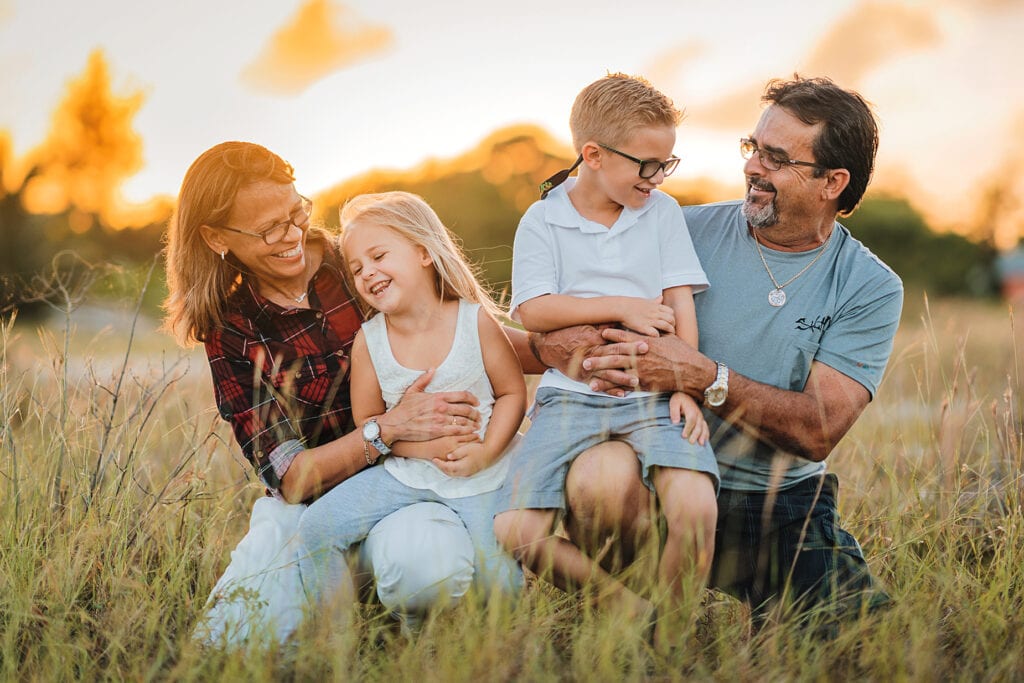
left=599, top=144, right=680, bottom=179
left=739, top=138, right=826, bottom=172
left=216, top=196, right=313, bottom=245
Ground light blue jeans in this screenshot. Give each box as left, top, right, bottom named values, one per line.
left=298, top=465, right=523, bottom=614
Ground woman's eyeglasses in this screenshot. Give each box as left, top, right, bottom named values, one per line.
left=216, top=196, right=313, bottom=245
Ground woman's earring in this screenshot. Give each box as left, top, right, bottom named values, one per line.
left=221, top=251, right=226, bottom=261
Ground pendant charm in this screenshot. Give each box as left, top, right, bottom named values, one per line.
left=768, top=288, right=787, bottom=307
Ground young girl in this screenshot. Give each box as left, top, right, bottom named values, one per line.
left=296, top=191, right=526, bottom=610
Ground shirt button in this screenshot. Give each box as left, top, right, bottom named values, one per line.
left=315, top=312, right=323, bottom=319
left=295, top=371, right=302, bottom=378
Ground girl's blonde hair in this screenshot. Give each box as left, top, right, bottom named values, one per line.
left=162, top=141, right=326, bottom=346
left=339, top=191, right=501, bottom=319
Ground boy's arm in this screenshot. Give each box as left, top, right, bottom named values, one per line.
left=517, top=293, right=675, bottom=337
left=433, top=310, right=527, bottom=476
left=662, top=285, right=697, bottom=347
left=659, top=285, right=709, bottom=444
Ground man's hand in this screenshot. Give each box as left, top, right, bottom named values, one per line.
left=532, top=324, right=645, bottom=396
left=379, top=369, right=482, bottom=443
left=584, top=328, right=716, bottom=397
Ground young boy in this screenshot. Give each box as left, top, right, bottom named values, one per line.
left=493, top=73, right=719, bottom=636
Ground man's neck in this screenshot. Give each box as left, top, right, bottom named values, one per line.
left=750, top=215, right=837, bottom=252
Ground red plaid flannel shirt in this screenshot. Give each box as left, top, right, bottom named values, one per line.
left=204, top=246, right=364, bottom=493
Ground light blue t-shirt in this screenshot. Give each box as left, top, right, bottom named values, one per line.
left=684, top=200, right=904, bottom=491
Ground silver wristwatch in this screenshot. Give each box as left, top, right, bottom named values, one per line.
left=361, top=417, right=392, bottom=456
left=703, top=362, right=729, bottom=407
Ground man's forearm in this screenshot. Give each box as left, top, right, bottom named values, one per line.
left=592, top=330, right=868, bottom=462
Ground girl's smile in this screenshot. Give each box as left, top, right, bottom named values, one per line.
left=343, top=221, right=435, bottom=314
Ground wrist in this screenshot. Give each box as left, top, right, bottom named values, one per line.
left=702, top=360, right=729, bottom=408
left=361, top=416, right=393, bottom=458
left=374, top=412, right=400, bottom=445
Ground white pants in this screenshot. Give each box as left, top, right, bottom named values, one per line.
left=193, top=497, right=474, bottom=648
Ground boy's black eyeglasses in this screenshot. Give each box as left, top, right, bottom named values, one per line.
left=216, top=196, right=313, bottom=245
left=538, top=145, right=680, bottom=199
left=739, top=138, right=827, bottom=172
left=598, top=144, right=680, bottom=179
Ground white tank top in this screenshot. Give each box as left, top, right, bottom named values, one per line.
left=362, top=299, right=508, bottom=498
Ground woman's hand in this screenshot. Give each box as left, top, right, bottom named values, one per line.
left=378, top=368, right=482, bottom=444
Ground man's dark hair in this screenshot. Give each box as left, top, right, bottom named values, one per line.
left=763, top=75, right=879, bottom=216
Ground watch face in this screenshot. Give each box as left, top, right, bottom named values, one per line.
left=706, top=388, right=726, bottom=406
left=362, top=420, right=379, bottom=440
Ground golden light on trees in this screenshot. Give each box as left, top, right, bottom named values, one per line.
left=20, top=49, right=145, bottom=224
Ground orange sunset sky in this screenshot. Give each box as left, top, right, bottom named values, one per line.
left=1, top=0, right=1022, bottom=247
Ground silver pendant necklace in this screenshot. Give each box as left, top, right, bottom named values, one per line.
left=753, top=229, right=833, bottom=307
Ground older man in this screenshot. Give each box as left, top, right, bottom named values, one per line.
left=537, top=75, right=903, bottom=629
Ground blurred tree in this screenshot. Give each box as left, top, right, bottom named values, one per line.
left=844, top=195, right=997, bottom=297
left=20, top=49, right=144, bottom=222
left=1, top=50, right=166, bottom=316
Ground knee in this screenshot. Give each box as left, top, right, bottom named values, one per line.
left=566, top=441, right=650, bottom=523
left=363, top=502, right=474, bottom=613
left=493, top=509, right=549, bottom=557
left=658, top=472, right=718, bottom=541
left=565, top=442, right=654, bottom=544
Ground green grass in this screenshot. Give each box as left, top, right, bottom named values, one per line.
left=1, top=292, right=1022, bottom=681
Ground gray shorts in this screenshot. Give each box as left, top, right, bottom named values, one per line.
left=497, top=387, right=719, bottom=513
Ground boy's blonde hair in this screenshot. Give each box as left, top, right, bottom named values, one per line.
left=569, top=73, right=683, bottom=153
left=339, top=191, right=501, bottom=319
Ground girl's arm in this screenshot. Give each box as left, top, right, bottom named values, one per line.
left=433, top=309, right=526, bottom=476
left=349, top=329, right=388, bottom=428
left=517, top=293, right=675, bottom=337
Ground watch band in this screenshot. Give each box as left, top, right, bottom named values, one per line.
left=362, top=417, right=392, bottom=458
left=703, top=361, right=729, bottom=407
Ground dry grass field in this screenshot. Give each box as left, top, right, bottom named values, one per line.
left=1, top=291, right=1021, bottom=681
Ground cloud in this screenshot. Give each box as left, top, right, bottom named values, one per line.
left=654, top=2, right=944, bottom=134
left=802, top=2, right=942, bottom=85
left=644, top=41, right=706, bottom=92
left=685, top=83, right=767, bottom=133
left=242, top=0, right=393, bottom=96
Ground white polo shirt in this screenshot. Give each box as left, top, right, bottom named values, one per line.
left=511, top=178, right=708, bottom=397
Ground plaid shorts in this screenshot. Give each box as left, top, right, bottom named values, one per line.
left=710, top=473, right=891, bottom=626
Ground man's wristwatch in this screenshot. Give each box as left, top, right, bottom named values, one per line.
left=703, top=361, right=729, bottom=407
left=362, top=417, right=392, bottom=459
